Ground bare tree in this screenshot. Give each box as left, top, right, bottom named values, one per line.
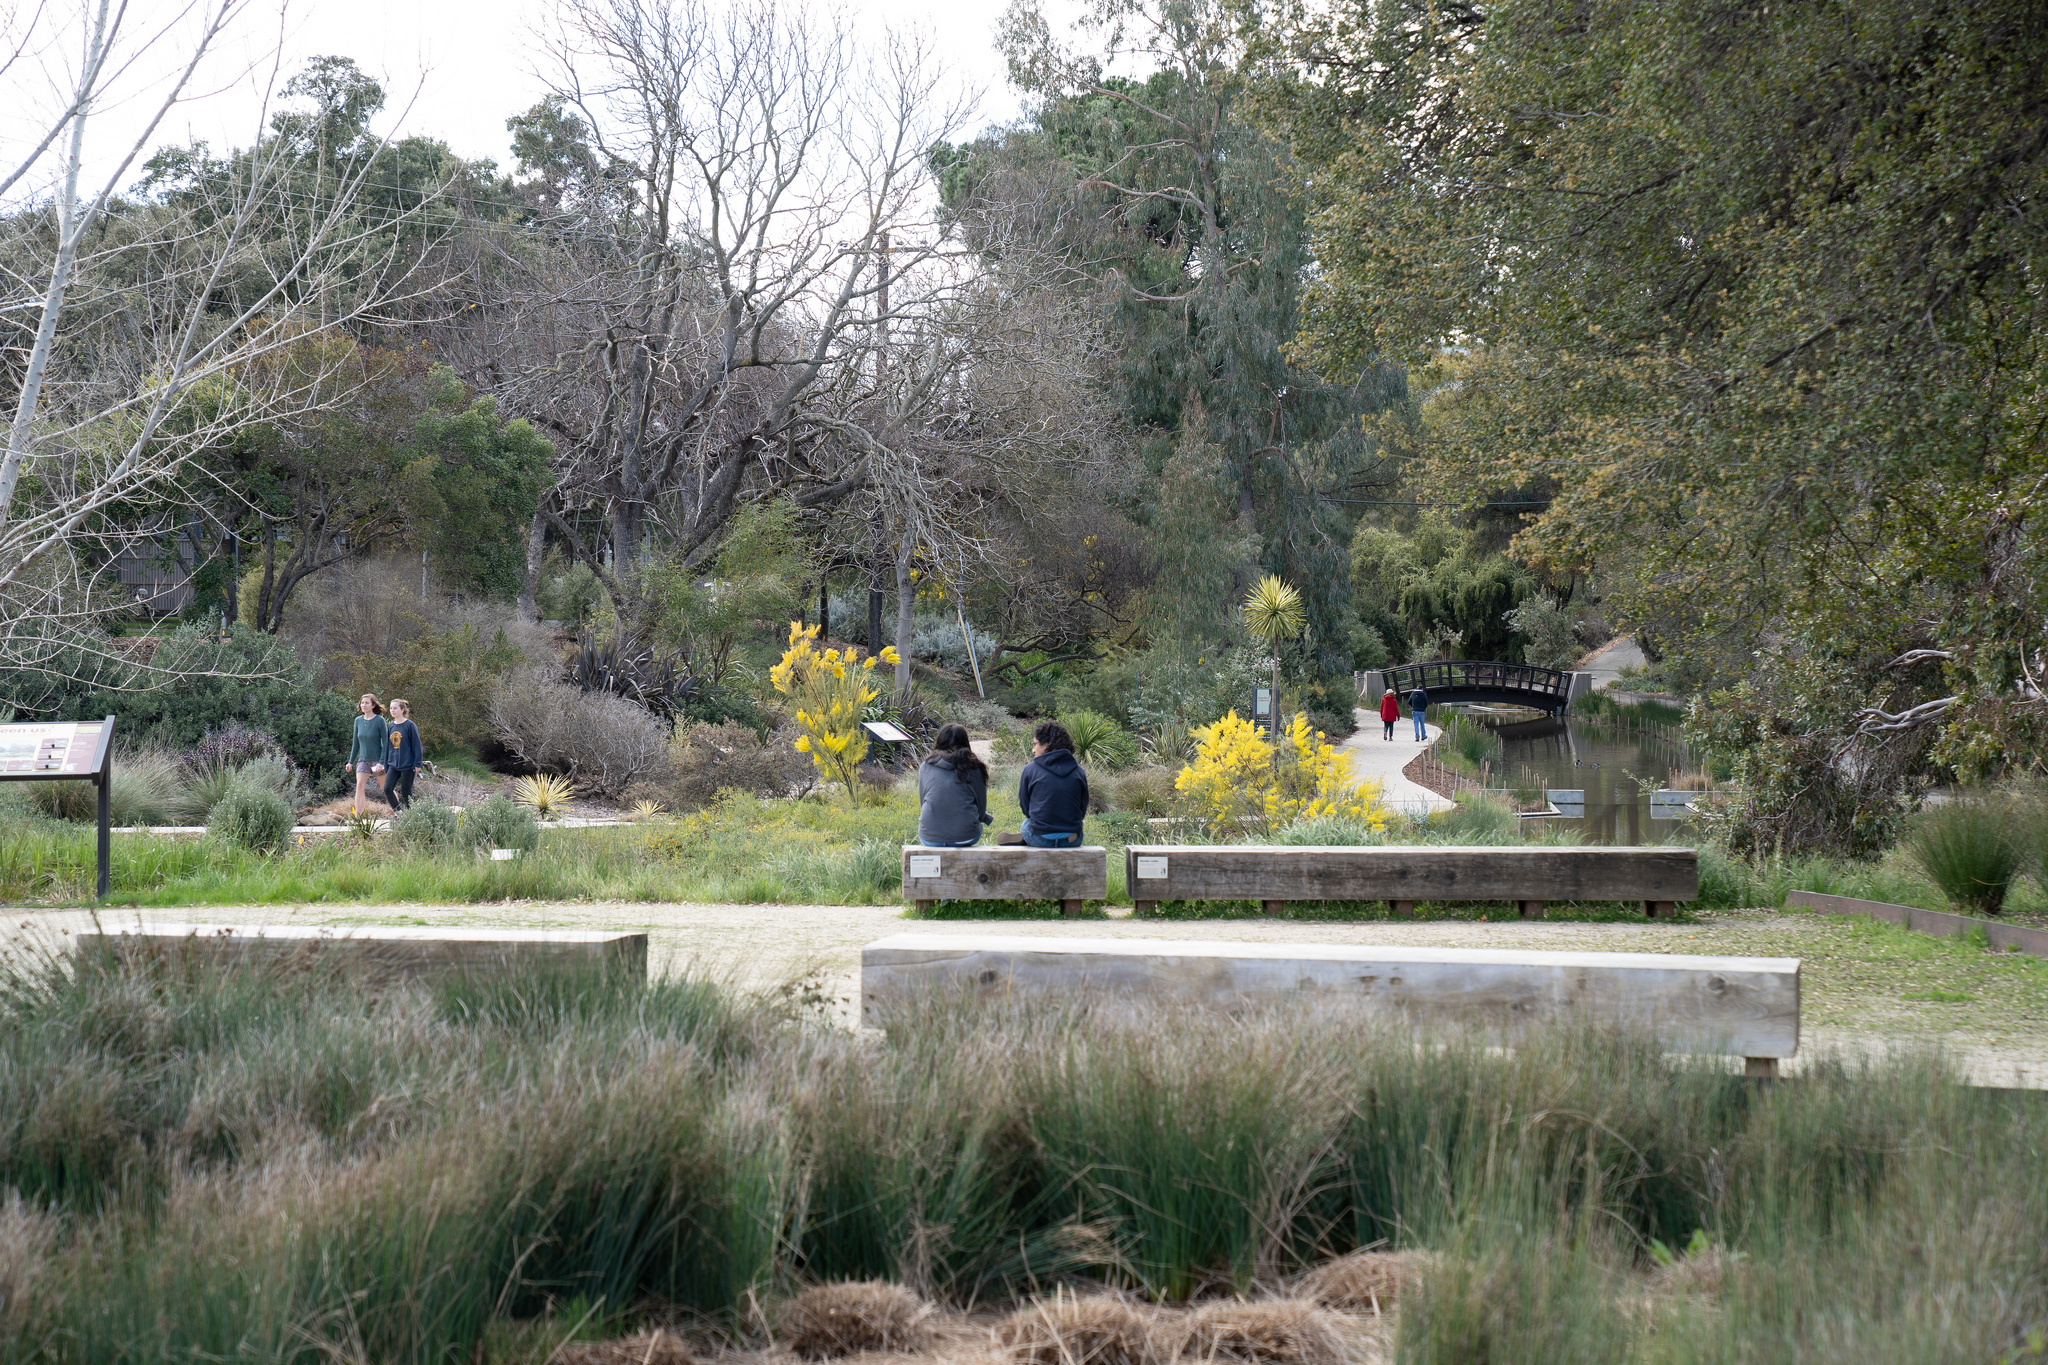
left=0, top=1, right=434, bottom=689
left=426, top=0, right=1123, bottom=696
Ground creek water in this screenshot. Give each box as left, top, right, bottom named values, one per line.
left=1477, top=714, right=1695, bottom=845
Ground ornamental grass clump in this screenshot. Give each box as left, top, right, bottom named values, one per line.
left=996, top=1293, right=1163, bottom=1365
left=1174, top=713, right=1387, bottom=834
left=1910, top=797, right=2024, bottom=916
left=770, top=622, right=898, bottom=805
left=1170, top=1300, right=1347, bottom=1365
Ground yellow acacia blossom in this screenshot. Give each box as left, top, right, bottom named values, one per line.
left=771, top=622, right=901, bottom=804
left=1173, top=711, right=1388, bottom=831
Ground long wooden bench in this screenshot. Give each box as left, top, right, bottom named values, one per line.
left=1124, top=845, right=1698, bottom=919
left=862, top=933, right=1799, bottom=1074
left=901, top=846, right=1108, bottom=916
left=78, top=923, right=648, bottom=981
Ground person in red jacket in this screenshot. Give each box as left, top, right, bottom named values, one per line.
left=1378, top=687, right=1401, bottom=741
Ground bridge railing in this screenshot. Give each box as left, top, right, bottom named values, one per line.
left=1381, top=660, right=1574, bottom=702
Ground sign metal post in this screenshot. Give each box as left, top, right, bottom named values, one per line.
left=0, top=716, right=116, bottom=897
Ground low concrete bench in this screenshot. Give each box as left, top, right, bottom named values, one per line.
left=862, top=933, right=1799, bottom=1074
left=901, top=846, right=1108, bottom=917
left=78, top=923, right=648, bottom=981
left=1124, top=845, right=1698, bottom=919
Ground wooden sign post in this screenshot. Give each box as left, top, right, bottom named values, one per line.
left=0, top=716, right=116, bottom=897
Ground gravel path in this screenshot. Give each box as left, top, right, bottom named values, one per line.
left=16, top=901, right=2046, bottom=1088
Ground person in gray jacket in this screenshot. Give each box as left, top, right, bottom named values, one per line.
left=916, top=724, right=992, bottom=847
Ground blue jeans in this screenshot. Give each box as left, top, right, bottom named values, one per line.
left=1020, top=818, right=1080, bottom=849
left=919, top=834, right=981, bottom=848
left=1412, top=713, right=1427, bottom=740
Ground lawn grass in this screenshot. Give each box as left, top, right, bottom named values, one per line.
left=1, top=952, right=2043, bottom=1364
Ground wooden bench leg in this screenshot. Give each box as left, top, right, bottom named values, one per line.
left=1389, top=899, right=1417, bottom=918
left=1744, top=1057, right=1778, bottom=1078
left=1262, top=899, right=1285, bottom=918
left=1061, top=898, right=1083, bottom=918
left=1132, top=900, right=1155, bottom=916
left=1645, top=900, right=1676, bottom=919
left=915, top=899, right=934, bottom=916
left=1517, top=900, right=1545, bottom=919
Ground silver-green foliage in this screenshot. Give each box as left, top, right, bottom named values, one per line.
left=205, top=777, right=293, bottom=852
left=464, top=795, right=539, bottom=852
left=391, top=797, right=463, bottom=854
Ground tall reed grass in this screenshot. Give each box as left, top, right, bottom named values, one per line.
left=1, top=953, right=2042, bottom=1364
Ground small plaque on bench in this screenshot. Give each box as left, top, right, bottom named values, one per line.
left=1135, top=855, right=1169, bottom=880
left=908, top=854, right=943, bottom=879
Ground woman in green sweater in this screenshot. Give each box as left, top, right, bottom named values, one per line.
left=345, top=694, right=389, bottom=814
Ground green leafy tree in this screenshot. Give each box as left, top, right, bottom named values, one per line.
left=1249, top=0, right=2048, bottom=826
left=406, top=370, right=553, bottom=600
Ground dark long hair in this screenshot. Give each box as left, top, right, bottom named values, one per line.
left=927, top=723, right=988, bottom=782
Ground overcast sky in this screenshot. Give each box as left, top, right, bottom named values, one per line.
left=3, top=0, right=1059, bottom=201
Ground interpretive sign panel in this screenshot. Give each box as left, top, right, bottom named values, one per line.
left=0, top=717, right=116, bottom=896
left=0, top=720, right=111, bottom=778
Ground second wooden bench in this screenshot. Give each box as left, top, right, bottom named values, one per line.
left=1124, top=844, right=1698, bottom=919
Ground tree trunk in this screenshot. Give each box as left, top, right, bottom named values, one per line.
left=519, top=502, right=548, bottom=620
left=894, top=535, right=914, bottom=694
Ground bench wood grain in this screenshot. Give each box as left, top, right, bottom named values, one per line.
left=861, top=933, right=1799, bottom=1060
left=79, top=923, right=648, bottom=981
left=1125, top=845, right=1696, bottom=918
left=902, top=846, right=1107, bottom=917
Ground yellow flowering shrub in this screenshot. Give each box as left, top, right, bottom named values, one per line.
left=1173, top=711, right=1388, bottom=831
left=770, top=622, right=901, bottom=803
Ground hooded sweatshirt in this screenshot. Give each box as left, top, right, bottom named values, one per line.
left=917, top=754, right=990, bottom=845
left=1017, top=747, right=1089, bottom=837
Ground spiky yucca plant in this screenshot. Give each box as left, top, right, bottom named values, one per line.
left=1242, top=574, right=1307, bottom=746
left=511, top=773, right=579, bottom=820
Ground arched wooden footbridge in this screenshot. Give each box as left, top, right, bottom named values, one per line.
left=1368, top=661, right=1588, bottom=717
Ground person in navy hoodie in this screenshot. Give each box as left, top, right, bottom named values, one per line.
left=1016, top=720, right=1089, bottom=848
left=383, top=698, right=423, bottom=811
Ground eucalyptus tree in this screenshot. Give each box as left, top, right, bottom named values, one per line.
left=962, top=0, right=1405, bottom=674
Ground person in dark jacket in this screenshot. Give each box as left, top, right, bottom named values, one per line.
left=917, top=723, right=992, bottom=847
left=1378, top=688, right=1400, bottom=741
left=1408, top=685, right=1429, bottom=741
left=383, top=698, right=423, bottom=811
left=1016, top=720, right=1089, bottom=847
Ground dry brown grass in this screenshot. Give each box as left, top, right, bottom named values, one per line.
left=1167, top=1300, right=1347, bottom=1365
left=1293, top=1249, right=1435, bottom=1315
left=995, top=1292, right=1162, bottom=1365
left=781, top=1282, right=935, bottom=1360
left=555, top=1329, right=696, bottom=1365
left=1644, top=1245, right=1734, bottom=1299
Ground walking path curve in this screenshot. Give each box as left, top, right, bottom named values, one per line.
left=1340, top=708, right=1455, bottom=817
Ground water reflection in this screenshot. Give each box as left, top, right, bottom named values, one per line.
left=1481, top=713, right=1693, bottom=846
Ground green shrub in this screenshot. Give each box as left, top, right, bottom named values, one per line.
left=392, top=796, right=464, bottom=854
left=1910, top=798, right=2024, bottom=916
left=464, top=794, right=539, bottom=852
left=1058, top=710, right=1140, bottom=772
left=1275, top=813, right=1384, bottom=846
left=32, top=625, right=355, bottom=795
left=204, top=779, right=293, bottom=852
